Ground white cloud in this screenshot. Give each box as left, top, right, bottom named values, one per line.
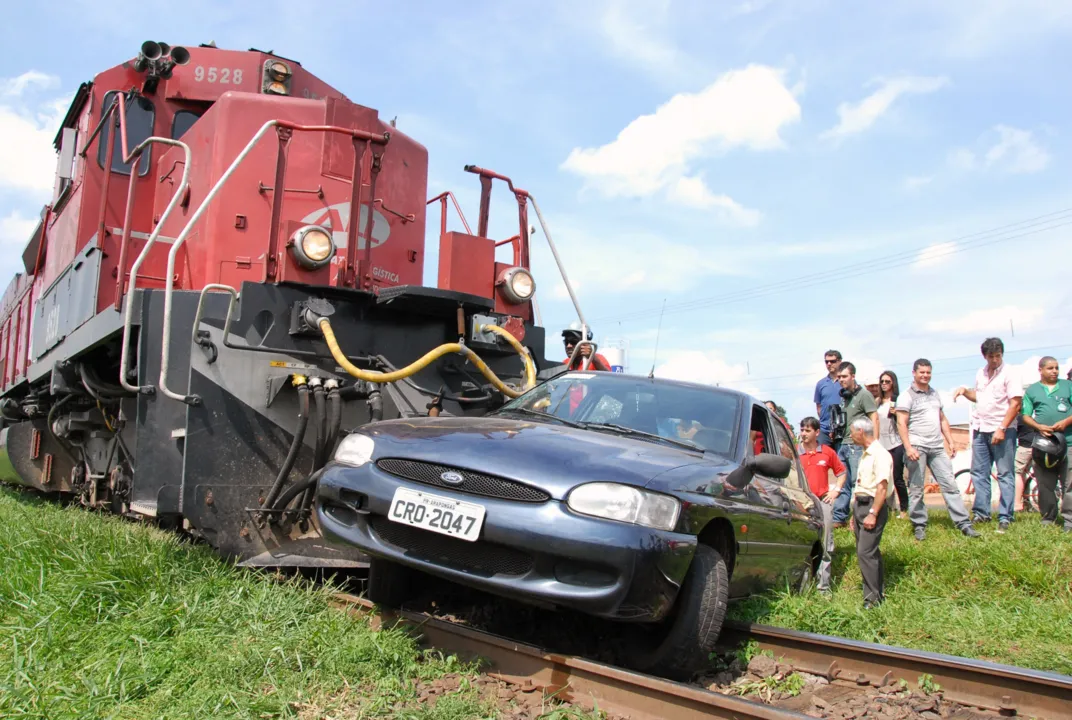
left=822, top=75, right=949, bottom=139
left=904, top=175, right=933, bottom=190
left=0, top=71, right=59, bottom=97
left=923, top=305, right=1045, bottom=335
left=0, top=71, right=67, bottom=195
left=665, top=176, right=762, bottom=226
left=984, top=125, right=1050, bottom=174
left=599, top=1, right=690, bottom=80
left=948, top=124, right=1050, bottom=175
left=0, top=210, right=38, bottom=248
left=560, top=64, right=800, bottom=218
left=654, top=349, right=759, bottom=396
left=913, top=241, right=957, bottom=269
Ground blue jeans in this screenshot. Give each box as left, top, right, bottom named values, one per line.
left=819, top=432, right=841, bottom=452
left=970, top=430, right=1017, bottom=523
left=833, top=443, right=863, bottom=524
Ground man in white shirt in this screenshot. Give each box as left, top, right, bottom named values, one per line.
left=953, top=337, right=1022, bottom=532
left=848, top=418, right=893, bottom=609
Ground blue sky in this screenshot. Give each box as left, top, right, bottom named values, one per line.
left=2, top=0, right=1071, bottom=425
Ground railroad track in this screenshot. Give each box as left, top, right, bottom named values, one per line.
left=332, top=592, right=1072, bottom=720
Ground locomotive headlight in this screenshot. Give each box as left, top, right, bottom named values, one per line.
left=289, top=225, right=335, bottom=269
left=263, top=59, right=292, bottom=95
left=498, top=266, right=536, bottom=304
left=566, top=482, right=681, bottom=531
left=267, top=61, right=291, bottom=81
left=334, top=433, right=375, bottom=467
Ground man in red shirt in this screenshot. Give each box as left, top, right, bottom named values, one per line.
left=799, top=416, right=845, bottom=594
left=562, top=323, right=612, bottom=371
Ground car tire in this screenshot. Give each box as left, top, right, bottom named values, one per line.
left=627, top=544, right=729, bottom=681
left=366, top=557, right=413, bottom=608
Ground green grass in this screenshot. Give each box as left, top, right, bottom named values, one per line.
left=728, top=509, right=1072, bottom=675
left=0, top=487, right=581, bottom=720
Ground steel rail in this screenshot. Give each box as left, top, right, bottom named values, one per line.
left=722, top=621, right=1072, bottom=719
left=331, top=593, right=807, bottom=720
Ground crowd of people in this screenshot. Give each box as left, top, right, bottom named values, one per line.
left=556, top=325, right=1071, bottom=609
left=795, top=338, right=1072, bottom=608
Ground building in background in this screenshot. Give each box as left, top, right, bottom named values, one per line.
left=599, top=337, right=630, bottom=373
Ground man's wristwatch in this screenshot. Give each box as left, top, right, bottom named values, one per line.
left=868, top=508, right=877, bottom=516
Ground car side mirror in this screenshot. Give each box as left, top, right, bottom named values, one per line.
left=724, top=453, right=792, bottom=489
left=753, top=453, right=792, bottom=479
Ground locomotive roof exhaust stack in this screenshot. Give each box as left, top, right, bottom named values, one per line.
left=133, top=41, right=162, bottom=73
left=134, top=41, right=190, bottom=92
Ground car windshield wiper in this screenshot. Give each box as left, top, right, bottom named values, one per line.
left=500, top=407, right=585, bottom=428
left=580, top=422, right=704, bottom=452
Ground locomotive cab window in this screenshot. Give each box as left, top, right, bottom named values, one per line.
left=171, top=110, right=201, bottom=140
left=97, top=92, right=154, bottom=176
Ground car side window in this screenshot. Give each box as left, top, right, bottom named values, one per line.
left=748, top=405, right=775, bottom=460
left=770, top=419, right=806, bottom=493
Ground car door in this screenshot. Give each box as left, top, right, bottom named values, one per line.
left=734, top=404, right=802, bottom=589
left=769, top=419, right=823, bottom=556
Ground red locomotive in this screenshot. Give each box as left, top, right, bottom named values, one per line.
left=0, top=41, right=561, bottom=566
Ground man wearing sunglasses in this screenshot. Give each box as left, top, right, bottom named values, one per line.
left=815, top=350, right=844, bottom=449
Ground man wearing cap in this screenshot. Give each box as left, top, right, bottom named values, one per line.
left=562, top=322, right=611, bottom=371
left=1019, top=356, right=1072, bottom=531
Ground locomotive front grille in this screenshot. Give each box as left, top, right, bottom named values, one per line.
left=369, top=516, right=534, bottom=577
left=376, top=458, right=550, bottom=503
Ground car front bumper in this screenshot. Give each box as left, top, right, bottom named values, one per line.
left=316, top=462, right=697, bottom=621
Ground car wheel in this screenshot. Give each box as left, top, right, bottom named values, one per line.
left=366, top=556, right=414, bottom=608
left=626, top=544, right=729, bottom=681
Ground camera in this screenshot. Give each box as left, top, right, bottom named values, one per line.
left=829, top=404, right=847, bottom=441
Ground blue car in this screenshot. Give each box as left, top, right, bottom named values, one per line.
left=316, top=371, right=823, bottom=679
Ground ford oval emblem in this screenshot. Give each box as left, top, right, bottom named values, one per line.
left=440, top=471, right=465, bottom=486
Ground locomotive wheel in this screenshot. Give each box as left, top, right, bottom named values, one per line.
left=366, top=556, right=415, bottom=608
left=626, top=544, right=730, bottom=681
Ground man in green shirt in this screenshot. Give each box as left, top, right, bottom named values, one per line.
left=1020, top=356, right=1072, bottom=530
left=832, top=361, right=880, bottom=526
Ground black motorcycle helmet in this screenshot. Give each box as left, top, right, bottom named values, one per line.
left=1031, top=432, right=1068, bottom=470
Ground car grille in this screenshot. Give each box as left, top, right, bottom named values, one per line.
left=375, top=458, right=550, bottom=503
left=369, top=516, right=534, bottom=577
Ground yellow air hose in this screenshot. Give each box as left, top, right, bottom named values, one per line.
left=318, top=317, right=532, bottom=399
left=479, top=324, right=536, bottom=391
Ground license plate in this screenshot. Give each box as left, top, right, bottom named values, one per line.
left=387, top=487, right=486, bottom=542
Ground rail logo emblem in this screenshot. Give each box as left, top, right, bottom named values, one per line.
left=299, top=202, right=391, bottom=250
left=439, top=471, right=465, bottom=486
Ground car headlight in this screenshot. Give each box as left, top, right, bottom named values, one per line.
left=566, top=482, right=681, bottom=531
left=290, top=225, right=335, bottom=269
left=334, top=433, right=375, bottom=467
left=498, top=266, right=535, bottom=304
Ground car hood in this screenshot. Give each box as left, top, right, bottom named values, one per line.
left=357, top=415, right=729, bottom=500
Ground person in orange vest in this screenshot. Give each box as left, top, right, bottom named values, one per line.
left=562, top=322, right=612, bottom=371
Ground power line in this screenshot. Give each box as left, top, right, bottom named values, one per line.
left=592, top=208, right=1072, bottom=325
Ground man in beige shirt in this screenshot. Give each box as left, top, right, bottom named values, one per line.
left=848, top=417, right=893, bottom=608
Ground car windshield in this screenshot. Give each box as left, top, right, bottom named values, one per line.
left=497, top=374, right=740, bottom=457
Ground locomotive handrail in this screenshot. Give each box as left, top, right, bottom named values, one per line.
left=117, top=135, right=192, bottom=395
left=157, top=120, right=390, bottom=404
left=427, top=191, right=473, bottom=237
left=77, top=89, right=198, bottom=394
